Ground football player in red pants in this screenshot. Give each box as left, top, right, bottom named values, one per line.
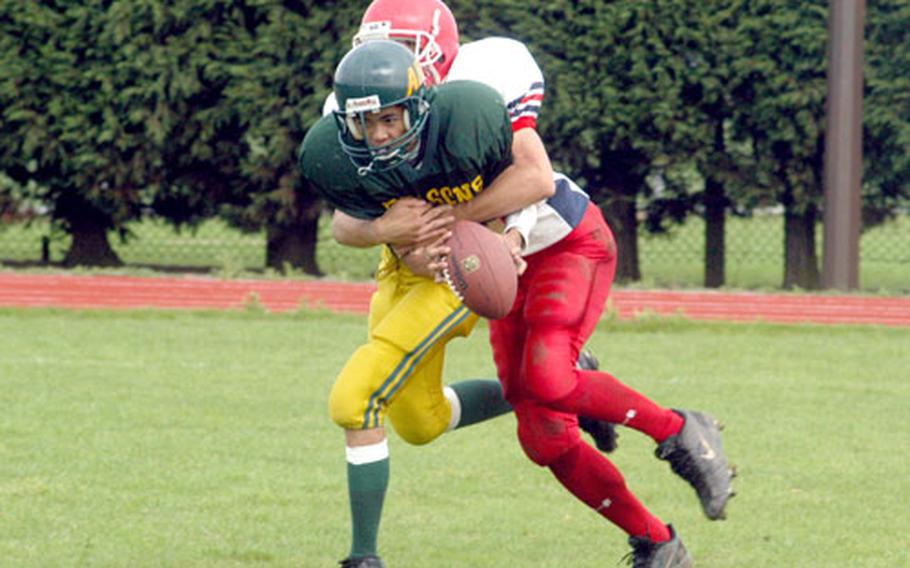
left=489, top=182, right=736, bottom=566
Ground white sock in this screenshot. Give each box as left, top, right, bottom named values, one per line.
left=345, top=438, right=389, bottom=465
left=443, top=386, right=462, bottom=432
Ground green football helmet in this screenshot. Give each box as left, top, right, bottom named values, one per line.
left=332, top=40, right=431, bottom=175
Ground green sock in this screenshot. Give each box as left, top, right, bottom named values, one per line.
left=449, top=379, right=513, bottom=429
left=347, top=457, right=389, bottom=558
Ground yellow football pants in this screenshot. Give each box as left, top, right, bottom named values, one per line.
left=329, top=246, right=478, bottom=445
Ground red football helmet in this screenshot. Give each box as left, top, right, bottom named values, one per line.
left=353, top=0, right=459, bottom=85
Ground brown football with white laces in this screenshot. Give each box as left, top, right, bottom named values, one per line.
left=442, top=220, right=518, bottom=319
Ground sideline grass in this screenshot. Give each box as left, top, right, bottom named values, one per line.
left=1, top=309, right=908, bottom=567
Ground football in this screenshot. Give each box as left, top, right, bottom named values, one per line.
left=442, top=220, right=518, bottom=319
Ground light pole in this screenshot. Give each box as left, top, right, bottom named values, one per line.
left=822, top=0, right=866, bottom=290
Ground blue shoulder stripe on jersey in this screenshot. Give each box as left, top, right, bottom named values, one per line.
left=546, top=174, right=590, bottom=229
left=506, top=82, right=545, bottom=110
left=512, top=101, right=542, bottom=116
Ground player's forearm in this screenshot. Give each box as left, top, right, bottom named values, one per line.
left=331, top=209, right=383, bottom=248
left=454, top=128, right=555, bottom=223
left=456, top=165, right=552, bottom=223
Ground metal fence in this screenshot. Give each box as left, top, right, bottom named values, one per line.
left=1, top=212, right=907, bottom=292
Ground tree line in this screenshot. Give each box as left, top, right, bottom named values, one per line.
left=1, top=0, right=907, bottom=289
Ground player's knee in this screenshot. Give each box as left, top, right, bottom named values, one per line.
left=395, top=423, right=444, bottom=446
left=328, top=379, right=364, bottom=430
left=387, top=391, right=451, bottom=446
left=518, top=424, right=580, bottom=466
left=515, top=407, right=581, bottom=466
left=327, top=341, right=401, bottom=430
left=523, top=353, right=579, bottom=404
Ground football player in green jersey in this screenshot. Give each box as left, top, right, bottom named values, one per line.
left=299, top=40, right=545, bottom=568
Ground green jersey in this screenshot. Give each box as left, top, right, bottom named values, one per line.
left=298, top=80, right=513, bottom=220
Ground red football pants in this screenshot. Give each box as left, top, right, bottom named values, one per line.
left=491, top=203, right=616, bottom=403
left=489, top=203, right=616, bottom=462
left=489, top=203, right=672, bottom=540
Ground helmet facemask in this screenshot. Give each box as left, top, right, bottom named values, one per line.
left=334, top=86, right=430, bottom=175
left=356, top=0, right=460, bottom=86
left=353, top=18, right=446, bottom=85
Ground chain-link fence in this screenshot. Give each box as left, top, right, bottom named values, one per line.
left=639, top=213, right=908, bottom=290
left=1, top=212, right=907, bottom=291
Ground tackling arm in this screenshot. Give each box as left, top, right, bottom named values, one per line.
left=453, top=128, right=555, bottom=223
left=330, top=210, right=383, bottom=248
left=331, top=198, right=454, bottom=248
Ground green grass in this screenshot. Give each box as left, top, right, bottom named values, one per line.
left=1, top=308, right=908, bottom=566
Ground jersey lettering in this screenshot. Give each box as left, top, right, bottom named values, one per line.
left=424, top=175, right=485, bottom=206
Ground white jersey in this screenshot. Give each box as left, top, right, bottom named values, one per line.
left=322, top=37, right=591, bottom=255
left=447, top=37, right=544, bottom=131
left=450, top=39, right=591, bottom=255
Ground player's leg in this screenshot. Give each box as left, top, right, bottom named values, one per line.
left=575, top=349, right=619, bottom=453
left=339, top=426, right=388, bottom=567
left=556, top=370, right=735, bottom=519
left=332, top=271, right=512, bottom=565
left=519, top=213, right=685, bottom=444
left=331, top=253, right=471, bottom=565
left=387, top=348, right=512, bottom=442
left=513, top=400, right=675, bottom=543
left=375, top=276, right=512, bottom=443
left=523, top=214, right=734, bottom=521
left=512, top=257, right=673, bottom=540
left=513, top=318, right=688, bottom=558
left=329, top=336, right=403, bottom=564
left=488, top=251, right=619, bottom=453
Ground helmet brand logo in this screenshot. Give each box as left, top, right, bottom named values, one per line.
left=345, top=95, right=382, bottom=113
left=355, top=21, right=392, bottom=44
left=406, top=66, right=422, bottom=96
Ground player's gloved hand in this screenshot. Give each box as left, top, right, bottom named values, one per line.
left=376, top=197, right=454, bottom=248
left=503, top=229, right=528, bottom=276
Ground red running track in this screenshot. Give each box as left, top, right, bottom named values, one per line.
left=1, top=271, right=909, bottom=327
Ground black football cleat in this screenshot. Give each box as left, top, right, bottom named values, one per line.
left=656, top=409, right=735, bottom=520
left=626, top=525, right=693, bottom=567
left=576, top=349, right=619, bottom=453
left=339, top=555, right=386, bottom=568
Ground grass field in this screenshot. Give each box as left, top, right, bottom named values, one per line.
left=1, top=308, right=908, bottom=567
